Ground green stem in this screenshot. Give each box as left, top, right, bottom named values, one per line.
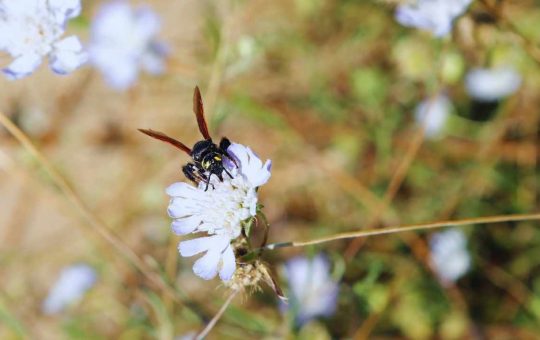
left=263, top=213, right=540, bottom=250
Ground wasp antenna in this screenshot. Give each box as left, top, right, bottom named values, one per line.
left=138, top=128, right=192, bottom=154
left=193, top=86, right=212, bottom=141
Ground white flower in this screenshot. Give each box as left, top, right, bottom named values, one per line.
left=282, top=255, right=339, bottom=325
left=430, top=228, right=471, bottom=284
left=0, top=0, right=87, bottom=79
left=465, top=67, right=522, bottom=102
left=167, top=142, right=272, bottom=281
left=42, top=264, right=97, bottom=315
left=415, top=94, right=452, bottom=138
left=178, top=234, right=236, bottom=281
left=89, top=1, right=167, bottom=90
left=395, top=0, right=472, bottom=37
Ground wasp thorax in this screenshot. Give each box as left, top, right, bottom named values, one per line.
left=191, top=139, right=217, bottom=161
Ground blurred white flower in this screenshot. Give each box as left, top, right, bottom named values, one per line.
left=395, top=0, right=472, bottom=37
left=465, top=67, right=522, bottom=102
left=42, top=264, right=97, bottom=315
left=89, top=1, right=167, bottom=90
left=430, top=228, right=471, bottom=284
left=175, top=332, right=196, bottom=340
left=0, top=0, right=87, bottom=79
left=283, top=255, right=339, bottom=325
left=167, top=143, right=272, bottom=281
left=415, top=94, right=452, bottom=138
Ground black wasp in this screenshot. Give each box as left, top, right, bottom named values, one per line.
left=139, top=86, right=236, bottom=191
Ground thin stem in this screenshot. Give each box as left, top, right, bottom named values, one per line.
left=480, top=0, right=540, bottom=66
left=263, top=213, right=540, bottom=250
left=196, top=289, right=239, bottom=340
left=0, top=110, right=186, bottom=306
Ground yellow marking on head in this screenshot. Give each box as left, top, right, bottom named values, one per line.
left=202, top=160, right=210, bottom=169
left=214, top=155, right=222, bottom=161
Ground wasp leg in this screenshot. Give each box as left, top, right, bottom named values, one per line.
left=195, top=166, right=215, bottom=191
left=183, top=163, right=201, bottom=184
left=204, top=174, right=213, bottom=191
left=219, top=137, right=239, bottom=168
left=223, top=168, right=233, bottom=179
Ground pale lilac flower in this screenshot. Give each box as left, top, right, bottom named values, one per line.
left=42, top=264, right=97, bottom=315
left=430, top=228, right=471, bottom=284
left=175, top=332, right=196, bottom=340
left=465, top=67, right=522, bottom=102
left=167, top=143, right=272, bottom=281
left=89, top=1, right=167, bottom=90
left=395, top=0, right=472, bottom=37
left=415, top=94, right=452, bottom=138
left=0, top=0, right=87, bottom=79
left=282, top=255, right=339, bottom=325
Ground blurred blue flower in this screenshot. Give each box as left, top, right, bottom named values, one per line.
left=465, top=67, right=522, bottom=102
left=415, top=94, right=452, bottom=138
left=89, top=1, right=167, bottom=90
left=395, top=0, right=472, bottom=37
left=42, top=263, right=97, bottom=315
left=282, top=255, right=339, bottom=325
left=0, top=0, right=87, bottom=79
left=430, top=229, right=471, bottom=284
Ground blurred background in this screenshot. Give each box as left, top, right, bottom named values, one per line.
left=0, top=0, right=539, bottom=338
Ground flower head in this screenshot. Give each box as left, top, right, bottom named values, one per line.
left=89, top=1, right=167, bottom=90
left=465, top=67, right=522, bottom=102
left=167, top=142, right=271, bottom=281
left=0, top=0, right=87, bottom=79
left=430, top=228, right=471, bottom=284
left=282, top=255, right=339, bottom=325
left=395, top=0, right=472, bottom=37
left=415, top=94, right=452, bottom=138
left=42, top=263, right=97, bottom=315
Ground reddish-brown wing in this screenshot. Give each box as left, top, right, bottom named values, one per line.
left=138, top=129, right=192, bottom=154
left=193, top=86, right=212, bottom=140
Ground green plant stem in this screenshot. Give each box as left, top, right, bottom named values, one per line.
left=196, top=289, right=239, bottom=340
left=263, top=213, right=540, bottom=250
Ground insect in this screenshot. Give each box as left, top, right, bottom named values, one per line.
left=138, top=86, right=235, bottom=191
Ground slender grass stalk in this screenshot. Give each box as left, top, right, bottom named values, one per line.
left=196, top=289, right=239, bottom=340
left=0, top=110, right=186, bottom=306
left=479, top=0, right=540, bottom=66
left=264, top=213, right=540, bottom=250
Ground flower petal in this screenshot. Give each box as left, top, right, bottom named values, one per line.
left=140, top=44, right=166, bottom=75
left=42, top=263, right=97, bottom=315
left=106, top=62, right=139, bottom=90
left=227, top=143, right=272, bottom=187
left=465, top=67, right=522, bottom=102
left=178, top=234, right=229, bottom=257
left=171, top=215, right=202, bottom=235
left=178, top=237, right=212, bottom=257
left=134, top=7, right=161, bottom=40
left=219, top=244, right=236, bottom=281
left=50, top=36, right=88, bottom=75
left=193, top=249, right=221, bottom=280
left=415, top=94, right=451, bottom=138
left=166, top=182, right=198, bottom=197
left=168, top=197, right=205, bottom=219
left=3, top=53, right=42, bottom=80
left=48, top=0, right=81, bottom=23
